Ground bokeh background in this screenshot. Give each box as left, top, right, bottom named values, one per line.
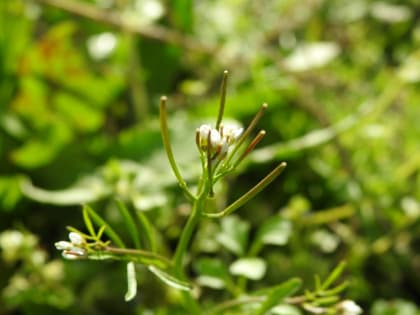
left=0, top=0, right=419, bottom=314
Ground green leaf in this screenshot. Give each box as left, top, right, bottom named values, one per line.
left=256, top=278, right=302, bottom=315
left=124, top=262, right=138, bottom=302
left=136, top=211, right=156, bottom=252
left=54, top=92, right=104, bottom=132
left=0, top=176, right=22, bottom=211
left=116, top=200, right=141, bottom=249
left=255, top=217, right=292, bottom=246
left=172, top=0, right=193, bottom=32
left=11, top=139, right=60, bottom=169
left=229, top=257, right=267, bottom=280
left=148, top=266, right=192, bottom=291
left=321, top=261, right=346, bottom=290
left=84, top=204, right=126, bottom=248
left=82, top=205, right=96, bottom=237
left=194, top=258, right=230, bottom=289
left=216, top=216, right=250, bottom=256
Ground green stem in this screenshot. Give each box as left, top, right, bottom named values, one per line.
left=204, top=162, right=287, bottom=218
left=215, top=70, right=229, bottom=130
left=160, top=96, right=196, bottom=201
left=173, top=193, right=206, bottom=272
left=172, top=189, right=208, bottom=315
left=87, top=246, right=172, bottom=269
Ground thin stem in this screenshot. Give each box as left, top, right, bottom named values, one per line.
left=203, top=162, right=287, bottom=218
left=173, top=192, right=207, bottom=272
left=35, top=0, right=215, bottom=53
left=232, top=130, right=266, bottom=168
left=94, top=246, right=172, bottom=268
left=216, top=70, right=229, bottom=130
left=159, top=96, right=195, bottom=201
left=224, top=103, right=268, bottom=166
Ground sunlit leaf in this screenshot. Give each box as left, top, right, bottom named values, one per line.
left=216, top=216, right=249, bottom=256
left=283, top=42, right=340, bottom=72
left=229, top=257, right=267, bottom=280
left=255, top=217, right=292, bottom=246
left=148, top=266, right=192, bottom=291
left=124, top=262, right=138, bottom=302
left=21, top=177, right=111, bottom=205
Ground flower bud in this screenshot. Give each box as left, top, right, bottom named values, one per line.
left=62, top=247, right=87, bottom=259
left=55, top=241, right=73, bottom=251
left=69, top=232, right=84, bottom=245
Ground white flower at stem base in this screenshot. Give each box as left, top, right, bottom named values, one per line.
left=337, top=300, right=363, bottom=315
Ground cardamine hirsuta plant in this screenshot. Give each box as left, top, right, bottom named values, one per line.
left=55, top=71, right=362, bottom=315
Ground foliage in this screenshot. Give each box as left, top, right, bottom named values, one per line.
left=1, top=0, right=419, bottom=314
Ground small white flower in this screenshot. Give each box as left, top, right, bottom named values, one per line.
left=69, top=232, right=84, bottom=245
left=197, top=124, right=223, bottom=151
left=221, top=124, right=243, bottom=144
left=198, top=124, right=211, bottom=148
left=55, top=241, right=73, bottom=251
left=337, top=300, right=362, bottom=315
left=209, top=129, right=221, bottom=148
left=219, top=139, right=229, bottom=156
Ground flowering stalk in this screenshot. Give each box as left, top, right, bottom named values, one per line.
left=164, top=71, right=287, bottom=272
left=55, top=71, right=293, bottom=313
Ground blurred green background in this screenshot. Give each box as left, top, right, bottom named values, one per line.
left=0, top=0, right=419, bottom=314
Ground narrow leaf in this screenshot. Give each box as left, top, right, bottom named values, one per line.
left=124, top=262, right=138, bottom=301
left=148, top=266, right=192, bottom=291
left=116, top=200, right=141, bottom=249
left=82, top=205, right=96, bottom=237
left=321, top=280, right=349, bottom=296
left=257, top=278, right=302, bottom=315
left=84, top=204, right=126, bottom=248
left=137, top=211, right=156, bottom=251
left=321, top=261, right=346, bottom=290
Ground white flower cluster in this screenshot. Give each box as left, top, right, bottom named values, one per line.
left=196, top=124, right=243, bottom=158
left=55, top=232, right=87, bottom=260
